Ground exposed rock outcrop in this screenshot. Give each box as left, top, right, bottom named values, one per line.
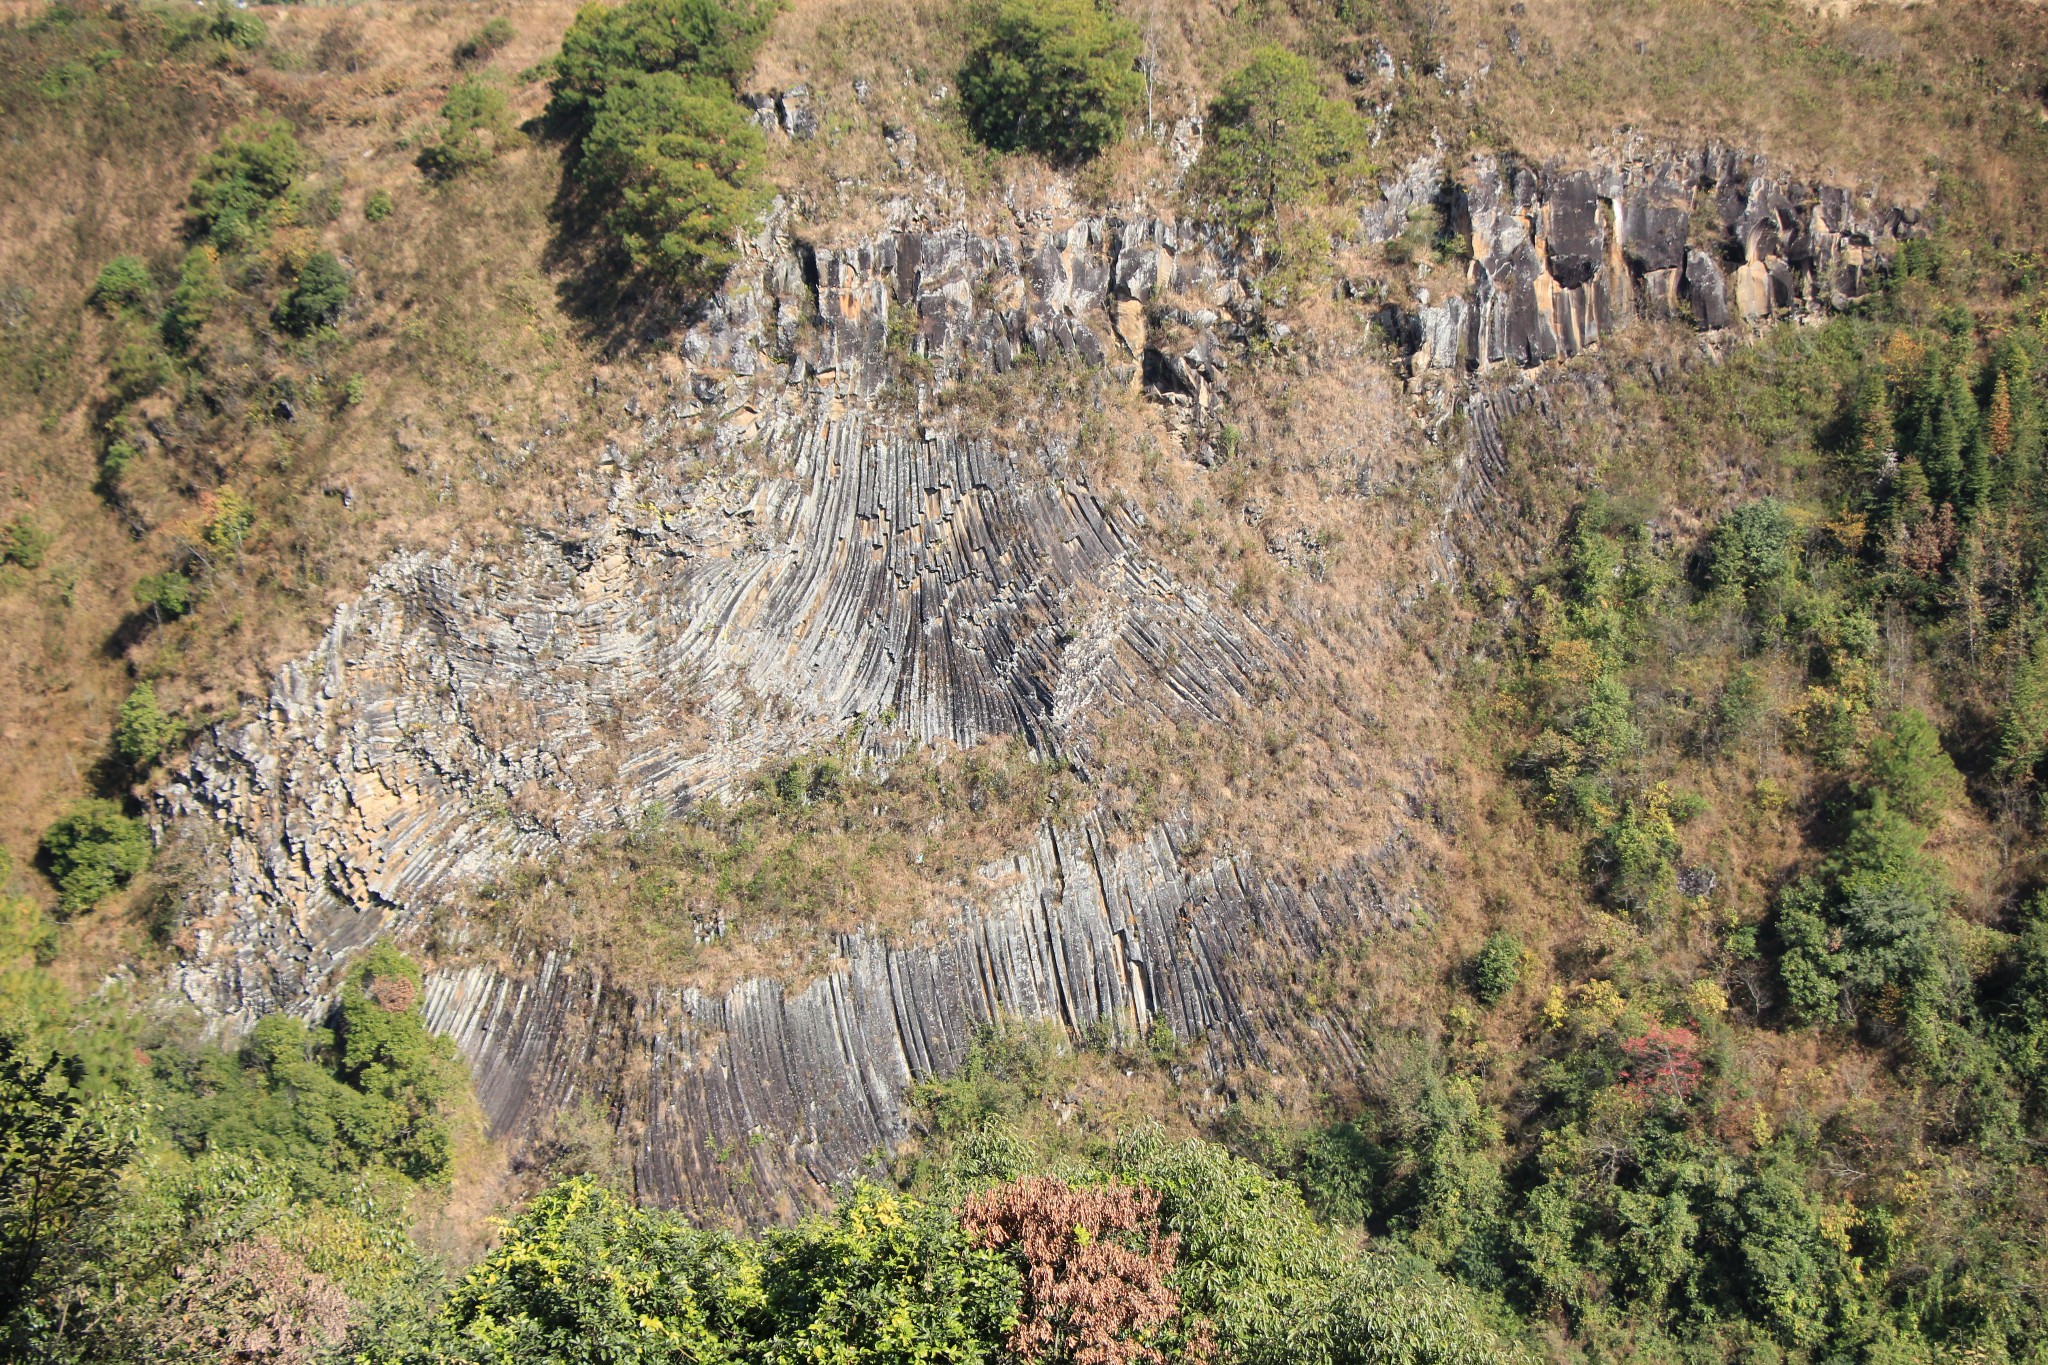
left=158, top=140, right=1920, bottom=1217
left=683, top=144, right=1912, bottom=404
left=163, top=416, right=1272, bottom=1027
left=424, top=819, right=1413, bottom=1218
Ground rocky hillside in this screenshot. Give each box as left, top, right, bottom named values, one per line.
left=11, top=2, right=2048, bottom=1361
left=152, top=140, right=1922, bottom=1210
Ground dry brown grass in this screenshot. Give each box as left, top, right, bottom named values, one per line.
left=0, top=0, right=593, bottom=908
left=445, top=738, right=1085, bottom=993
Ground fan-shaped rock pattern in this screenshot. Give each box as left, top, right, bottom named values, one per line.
left=421, top=819, right=1412, bottom=1218
left=161, top=417, right=1271, bottom=1027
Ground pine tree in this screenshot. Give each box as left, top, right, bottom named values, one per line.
left=1928, top=386, right=1966, bottom=510
left=1991, top=339, right=2042, bottom=500
left=1963, top=432, right=1991, bottom=518
left=1852, top=368, right=1893, bottom=477
left=1890, top=455, right=1933, bottom=526
left=1989, top=372, right=2014, bottom=459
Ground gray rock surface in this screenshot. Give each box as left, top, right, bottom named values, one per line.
left=424, top=819, right=1414, bottom=1218
left=163, top=416, right=1272, bottom=1029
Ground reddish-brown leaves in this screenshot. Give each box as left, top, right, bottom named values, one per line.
left=960, top=1177, right=1206, bottom=1365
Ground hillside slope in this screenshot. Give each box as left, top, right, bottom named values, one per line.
left=7, top=1, right=2048, bottom=1362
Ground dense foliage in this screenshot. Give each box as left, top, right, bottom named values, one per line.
left=0, top=912, right=459, bottom=1365
left=580, top=71, right=772, bottom=290
left=1190, top=48, right=1366, bottom=240
left=547, top=0, right=776, bottom=294
left=959, top=0, right=1144, bottom=164
left=37, top=800, right=150, bottom=916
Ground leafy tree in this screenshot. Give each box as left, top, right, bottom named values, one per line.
left=548, top=0, right=777, bottom=129
left=1860, top=708, right=1964, bottom=823
left=189, top=119, right=305, bottom=247
left=38, top=799, right=151, bottom=916
left=1470, top=934, right=1524, bottom=1006
left=114, top=681, right=179, bottom=772
left=582, top=72, right=771, bottom=292
left=1703, top=497, right=1795, bottom=600
left=1775, top=792, right=1950, bottom=1030
left=155, top=945, right=462, bottom=1196
left=1593, top=785, right=1682, bottom=914
left=89, top=255, right=153, bottom=312
left=758, top=1184, right=1021, bottom=1365
left=959, top=0, right=1144, bottom=163
left=1190, top=48, right=1366, bottom=236
left=277, top=251, right=350, bottom=335
left=417, top=77, right=519, bottom=180
left=1111, top=1127, right=1504, bottom=1365
left=0, top=1035, right=138, bottom=1356
left=433, top=1176, right=756, bottom=1364
left=135, top=569, right=195, bottom=620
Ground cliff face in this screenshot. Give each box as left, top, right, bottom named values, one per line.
left=163, top=417, right=1272, bottom=1027
left=159, top=143, right=1913, bottom=1215
left=424, top=819, right=1412, bottom=1218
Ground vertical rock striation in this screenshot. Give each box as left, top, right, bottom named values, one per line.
left=162, top=416, right=1273, bottom=1028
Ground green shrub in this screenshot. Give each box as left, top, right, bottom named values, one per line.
left=99, top=439, right=139, bottom=488
left=959, top=0, right=1143, bottom=163
left=1112, top=1126, right=1504, bottom=1365
left=171, top=1, right=268, bottom=53
left=105, top=340, right=174, bottom=404
left=1776, top=792, right=1951, bottom=1030
left=276, top=251, right=349, bottom=335
left=416, top=77, right=518, bottom=180
left=432, top=1177, right=754, bottom=1363
left=453, top=15, right=515, bottom=67
left=1596, top=787, right=1683, bottom=914
left=39, top=799, right=151, bottom=915
left=161, top=245, right=225, bottom=351
left=582, top=72, right=771, bottom=292
left=154, top=945, right=463, bottom=1196
left=363, top=187, right=394, bottom=222
left=1703, top=497, right=1795, bottom=599
left=89, top=255, right=153, bottom=312
left=189, top=119, right=305, bottom=247
left=1191, top=47, right=1367, bottom=236
left=1861, top=708, right=1964, bottom=823
left=548, top=0, right=777, bottom=130
left=1711, top=665, right=1769, bottom=753
left=134, top=569, right=194, bottom=619
left=113, top=682, right=178, bottom=772
left=2, top=517, right=51, bottom=570
left=758, top=1184, right=1021, bottom=1365
left=1472, top=932, right=1524, bottom=1005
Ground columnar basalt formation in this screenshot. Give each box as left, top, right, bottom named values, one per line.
left=687, top=145, right=1909, bottom=406
left=162, top=416, right=1272, bottom=1028
left=161, top=142, right=1917, bottom=1217
left=422, top=820, right=1414, bottom=1218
